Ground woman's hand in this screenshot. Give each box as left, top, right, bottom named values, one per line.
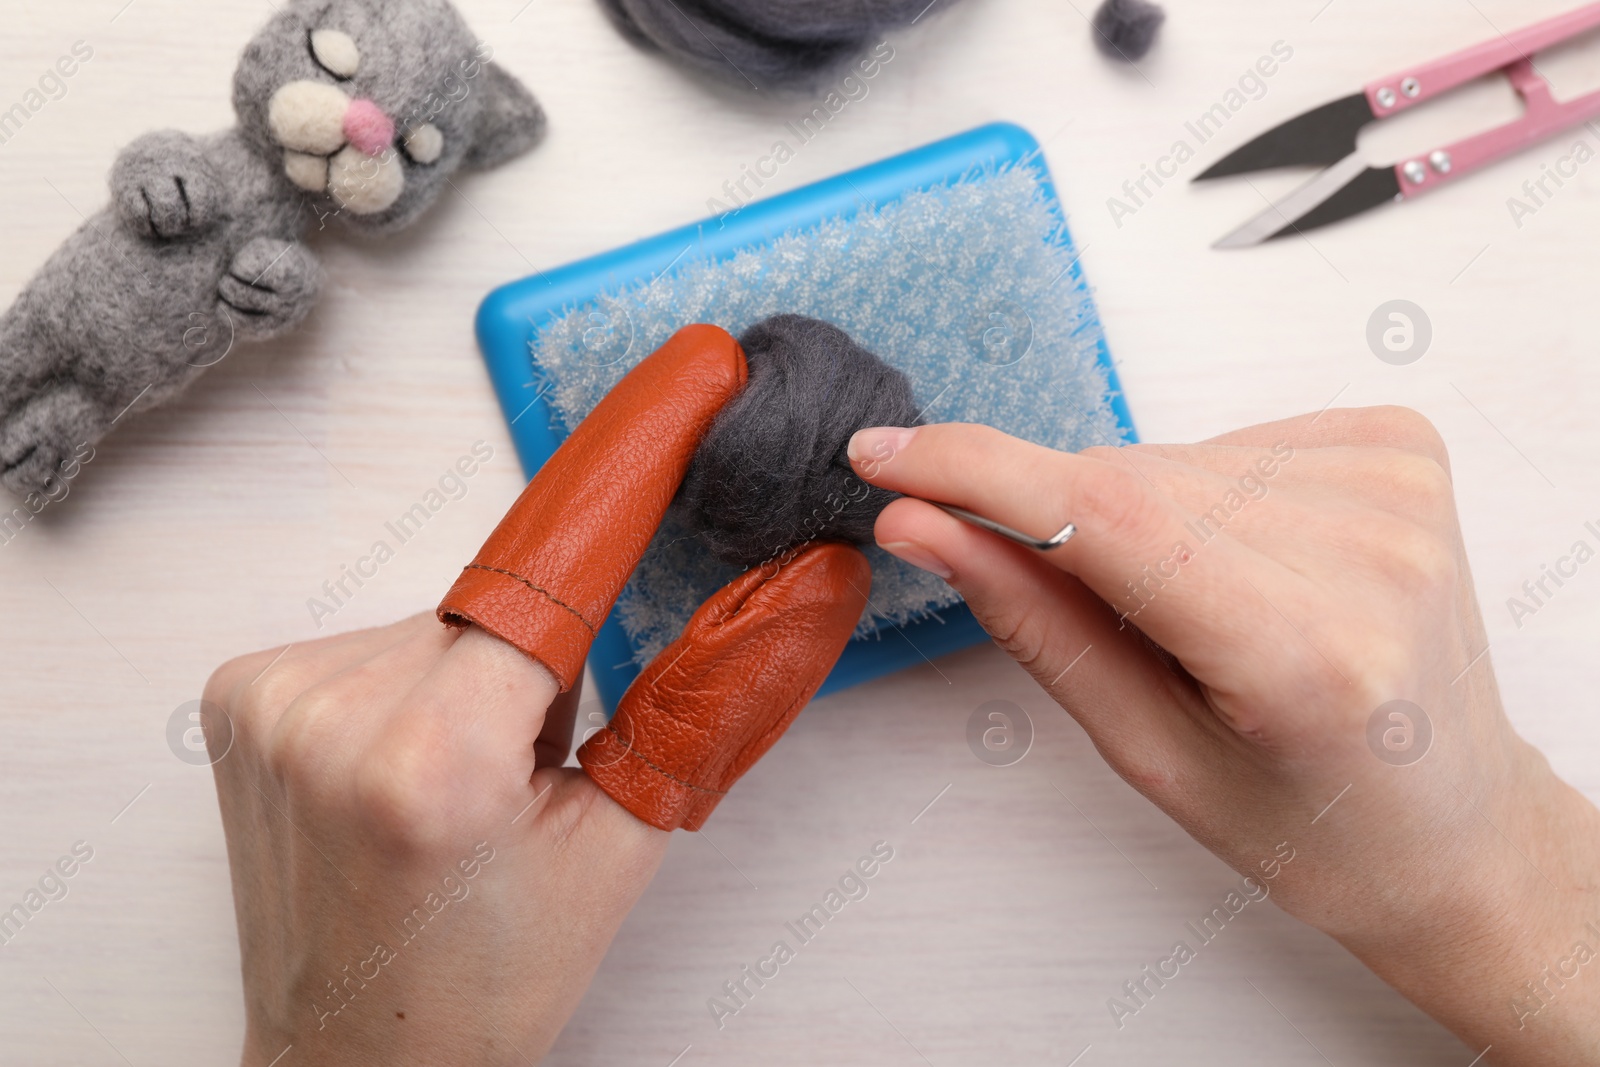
left=206, top=617, right=662, bottom=1067
left=204, top=326, right=868, bottom=1066
left=852, top=406, right=1600, bottom=1065
left=208, top=547, right=866, bottom=1067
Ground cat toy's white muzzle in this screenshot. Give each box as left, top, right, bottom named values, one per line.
left=266, top=81, right=439, bottom=216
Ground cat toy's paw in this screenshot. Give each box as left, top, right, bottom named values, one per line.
left=216, top=237, right=321, bottom=340
left=110, top=131, right=223, bottom=241
left=0, top=385, right=100, bottom=501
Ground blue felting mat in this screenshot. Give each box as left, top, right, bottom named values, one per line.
left=475, top=122, right=1137, bottom=713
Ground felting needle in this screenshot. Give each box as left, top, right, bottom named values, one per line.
left=929, top=503, right=1077, bottom=551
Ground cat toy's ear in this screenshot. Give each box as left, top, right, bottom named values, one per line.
left=464, top=64, right=546, bottom=170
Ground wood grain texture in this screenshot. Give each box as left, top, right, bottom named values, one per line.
left=2, top=0, right=1596, bottom=1063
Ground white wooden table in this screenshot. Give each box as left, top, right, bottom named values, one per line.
left=3, top=0, right=1597, bottom=1063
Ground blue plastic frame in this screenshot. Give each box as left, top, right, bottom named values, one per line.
left=474, top=122, right=1137, bottom=713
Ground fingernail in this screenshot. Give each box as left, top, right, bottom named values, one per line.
left=880, top=541, right=953, bottom=580
left=848, top=426, right=917, bottom=466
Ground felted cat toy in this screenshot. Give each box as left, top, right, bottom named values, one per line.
left=0, top=0, right=545, bottom=502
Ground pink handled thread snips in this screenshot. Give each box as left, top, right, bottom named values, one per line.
left=1200, top=2, right=1600, bottom=247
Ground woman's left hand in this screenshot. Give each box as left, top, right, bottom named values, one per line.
left=207, top=615, right=663, bottom=1067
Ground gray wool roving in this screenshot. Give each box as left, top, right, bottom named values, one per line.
left=596, top=0, right=958, bottom=89
left=1092, top=0, right=1166, bottom=62
left=0, top=0, right=544, bottom=503
left=674, top=315, right=921, bottom=568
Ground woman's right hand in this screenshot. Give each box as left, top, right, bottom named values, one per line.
left=851, top=406, right=1600, bottom=1066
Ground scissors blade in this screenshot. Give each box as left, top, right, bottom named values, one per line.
left=1212, top=152, right=1402, bottom=249
left=1194, top=93, right=1376, bottom=181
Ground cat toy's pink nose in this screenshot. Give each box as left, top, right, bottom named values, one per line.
left=342, top=99, right=395, bottom=157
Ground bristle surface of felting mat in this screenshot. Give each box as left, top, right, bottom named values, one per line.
left=533, top=163, right=1127, bottom=667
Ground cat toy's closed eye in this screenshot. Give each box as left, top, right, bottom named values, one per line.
left=308, top=28, right=359, bottom=80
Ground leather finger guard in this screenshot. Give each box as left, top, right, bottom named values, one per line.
left=437, top=325, right=747, bottom=691
left=578, top=542, right=871, bottom=832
